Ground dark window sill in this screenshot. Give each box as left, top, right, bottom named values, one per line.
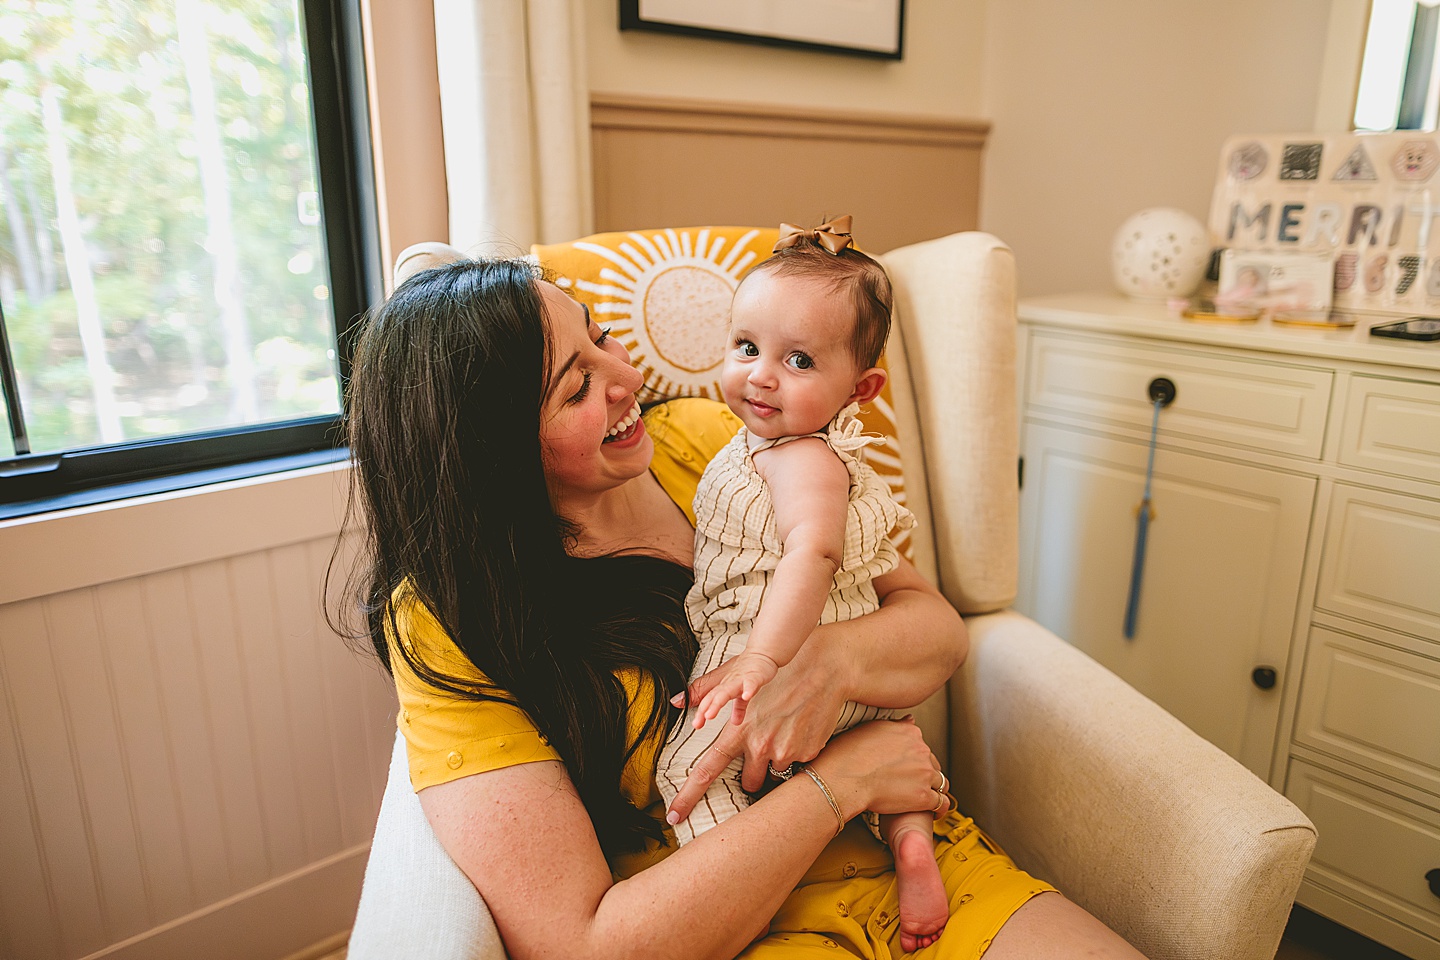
left=0, top=447, right=350, bottom=522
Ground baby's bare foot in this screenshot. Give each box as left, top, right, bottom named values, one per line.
left=894, top=829, right=948, bottom=953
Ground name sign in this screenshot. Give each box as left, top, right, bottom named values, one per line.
left=1208, top=133, right=1440, bottom=313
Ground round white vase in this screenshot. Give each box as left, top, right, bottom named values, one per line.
left=1111, top=208, right=1211, bottom=300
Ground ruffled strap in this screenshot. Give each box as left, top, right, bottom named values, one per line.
left=826, top=402, right=886, bottom=454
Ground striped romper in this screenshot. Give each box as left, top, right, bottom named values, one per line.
left=656, top=403, right=916, bottom=844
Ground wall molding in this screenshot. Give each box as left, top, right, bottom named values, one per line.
left=590, top=92, right=990, bottom=148
left=589, top=93, right=989, bottom=255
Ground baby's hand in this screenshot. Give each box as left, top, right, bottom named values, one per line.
left=682, top=652, right=781, bottom=728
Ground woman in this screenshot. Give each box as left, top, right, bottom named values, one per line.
left=341, top=255, right=1147, bottom=960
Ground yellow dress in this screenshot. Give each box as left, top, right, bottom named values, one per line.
left=389, top=397, right=1055, bottom=959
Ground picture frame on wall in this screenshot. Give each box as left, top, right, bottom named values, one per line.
left=619, top=0, right=906, bottom=60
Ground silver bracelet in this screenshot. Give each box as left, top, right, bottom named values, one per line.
left=800, top=764, right=846, bottom=837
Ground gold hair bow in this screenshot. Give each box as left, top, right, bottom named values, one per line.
left=774, top=215, right=854, bottom=255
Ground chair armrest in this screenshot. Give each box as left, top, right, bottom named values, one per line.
left=348, top=732, right=507, bottom=960
left=948, top=611, right=1316, bottom=960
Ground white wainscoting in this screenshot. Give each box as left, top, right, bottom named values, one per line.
left=0, top=463, right=396, bottom=960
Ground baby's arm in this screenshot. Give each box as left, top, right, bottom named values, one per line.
left=690, top=437, right=850, bottom=727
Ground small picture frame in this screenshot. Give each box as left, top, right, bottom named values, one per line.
left=1218, top=249, right=1335, bottom=314
left=619, top=0, right=906, bottom=60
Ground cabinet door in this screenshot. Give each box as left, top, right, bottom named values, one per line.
left=1017, top=423, right=1315, bottom=777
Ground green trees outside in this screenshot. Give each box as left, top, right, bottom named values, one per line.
left=0, top=0, right=341, bottom=459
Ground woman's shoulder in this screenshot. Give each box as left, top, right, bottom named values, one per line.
left=645, top=399, right=742, bottom=522
left=389, top=583, right=485, bottom=682
left=387, top=584, right=561, bottom=789
left=644, top=397, right=741, bottom=455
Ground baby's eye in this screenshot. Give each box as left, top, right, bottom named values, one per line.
left=595, top=326, right=612, bottom=346
left=737, top=340, right=759, bottom=357
left=788, top=352, right=814, bottom=370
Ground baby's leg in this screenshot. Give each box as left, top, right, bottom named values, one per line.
left=657, top=621, right=756, bottom=842
left=655, top=703, right=750, bottom=844
left=833, top=706, right=947, bottom=947
left=882, top=811, right=949, bottom=952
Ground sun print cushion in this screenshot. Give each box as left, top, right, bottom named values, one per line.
left=532, top=226, right=915, bottom=557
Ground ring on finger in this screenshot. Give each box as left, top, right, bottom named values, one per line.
left=768, top=762, right=797, bottom=781
left=938, top=772, right=949, bottom=795
left=932, top=789, right=946, bottom=813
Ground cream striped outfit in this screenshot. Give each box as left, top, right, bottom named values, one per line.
left=657, top=403, right=916, bottom=844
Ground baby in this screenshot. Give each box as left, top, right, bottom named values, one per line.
left=656, top=217, right=950, bottom=952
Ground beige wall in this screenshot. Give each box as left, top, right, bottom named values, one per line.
left=979, top=1, right=1341, bottom=297
left=369, top=1, right=1373, bottom=297
left=366, top=0, right=992, bottom=270
left=584, top=0, right=988, bottom=118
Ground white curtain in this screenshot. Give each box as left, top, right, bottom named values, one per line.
left=433, top=0, right=594, bottom=254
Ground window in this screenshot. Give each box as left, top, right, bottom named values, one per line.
left=1355, top=0, right=1440, bottom=131
left=0, top=0, right=379, bottom=518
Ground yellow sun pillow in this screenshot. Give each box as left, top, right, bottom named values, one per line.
left=532, top=226, right=914, bottom=559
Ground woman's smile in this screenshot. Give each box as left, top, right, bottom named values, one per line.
left=604, top=400, right=644, bottom=444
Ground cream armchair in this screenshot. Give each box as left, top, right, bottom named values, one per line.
left=347, top=232, right=1316, bottom=960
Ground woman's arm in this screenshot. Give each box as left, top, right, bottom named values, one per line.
left=668, top=555, right=966, bottom=811
left=420, top=718, right=941, bottom=960
left=805, top=555, right=968, bottom=710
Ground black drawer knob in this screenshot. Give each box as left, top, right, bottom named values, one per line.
left=1428, top=868, right=1440, bottom=898
left=1148, top=377, right=1177, bottom=407
left=1251, top=666, right=1277, bottom=690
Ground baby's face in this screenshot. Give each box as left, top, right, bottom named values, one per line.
left=722, top=271, right=865, bottom=440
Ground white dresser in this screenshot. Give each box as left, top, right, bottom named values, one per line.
left=1015, top=293, right=1440, bottom=959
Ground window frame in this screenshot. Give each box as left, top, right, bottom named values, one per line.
left=1397, top=3, right=1440, bottom=129
left=0, top=0, right=381, bottom=521
left=1353, top=0, right=1440, bottom=132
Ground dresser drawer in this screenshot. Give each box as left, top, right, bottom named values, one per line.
left=1340, top=375, right=1440, bottom=485
left=1296, top=626, right=1440, bottom=795
left=1315, top=484, right=1440, bottom=644
left=1286, top=760, right=1440, bottom=945
left=1025, top=331, right=1333, bottom=458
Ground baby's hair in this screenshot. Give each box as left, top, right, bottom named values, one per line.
left=745, top=234, right=893, bottom=368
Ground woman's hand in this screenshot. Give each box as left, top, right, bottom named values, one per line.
left=682, top=650, right=781, bottom=728
left=667, top=652, right=848, bottom=823
left=667, top=556, right=965, bottom=822
left=808, top=717, right=950, bottom=822
left=730, top=650, right=849, bottom=787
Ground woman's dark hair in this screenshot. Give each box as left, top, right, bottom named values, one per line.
left=744, top=235, right=893, bottom=368
left=331, top=258, right=696, bottom=859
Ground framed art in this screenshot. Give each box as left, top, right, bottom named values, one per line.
left=619, top=0, right=905, bottom=60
